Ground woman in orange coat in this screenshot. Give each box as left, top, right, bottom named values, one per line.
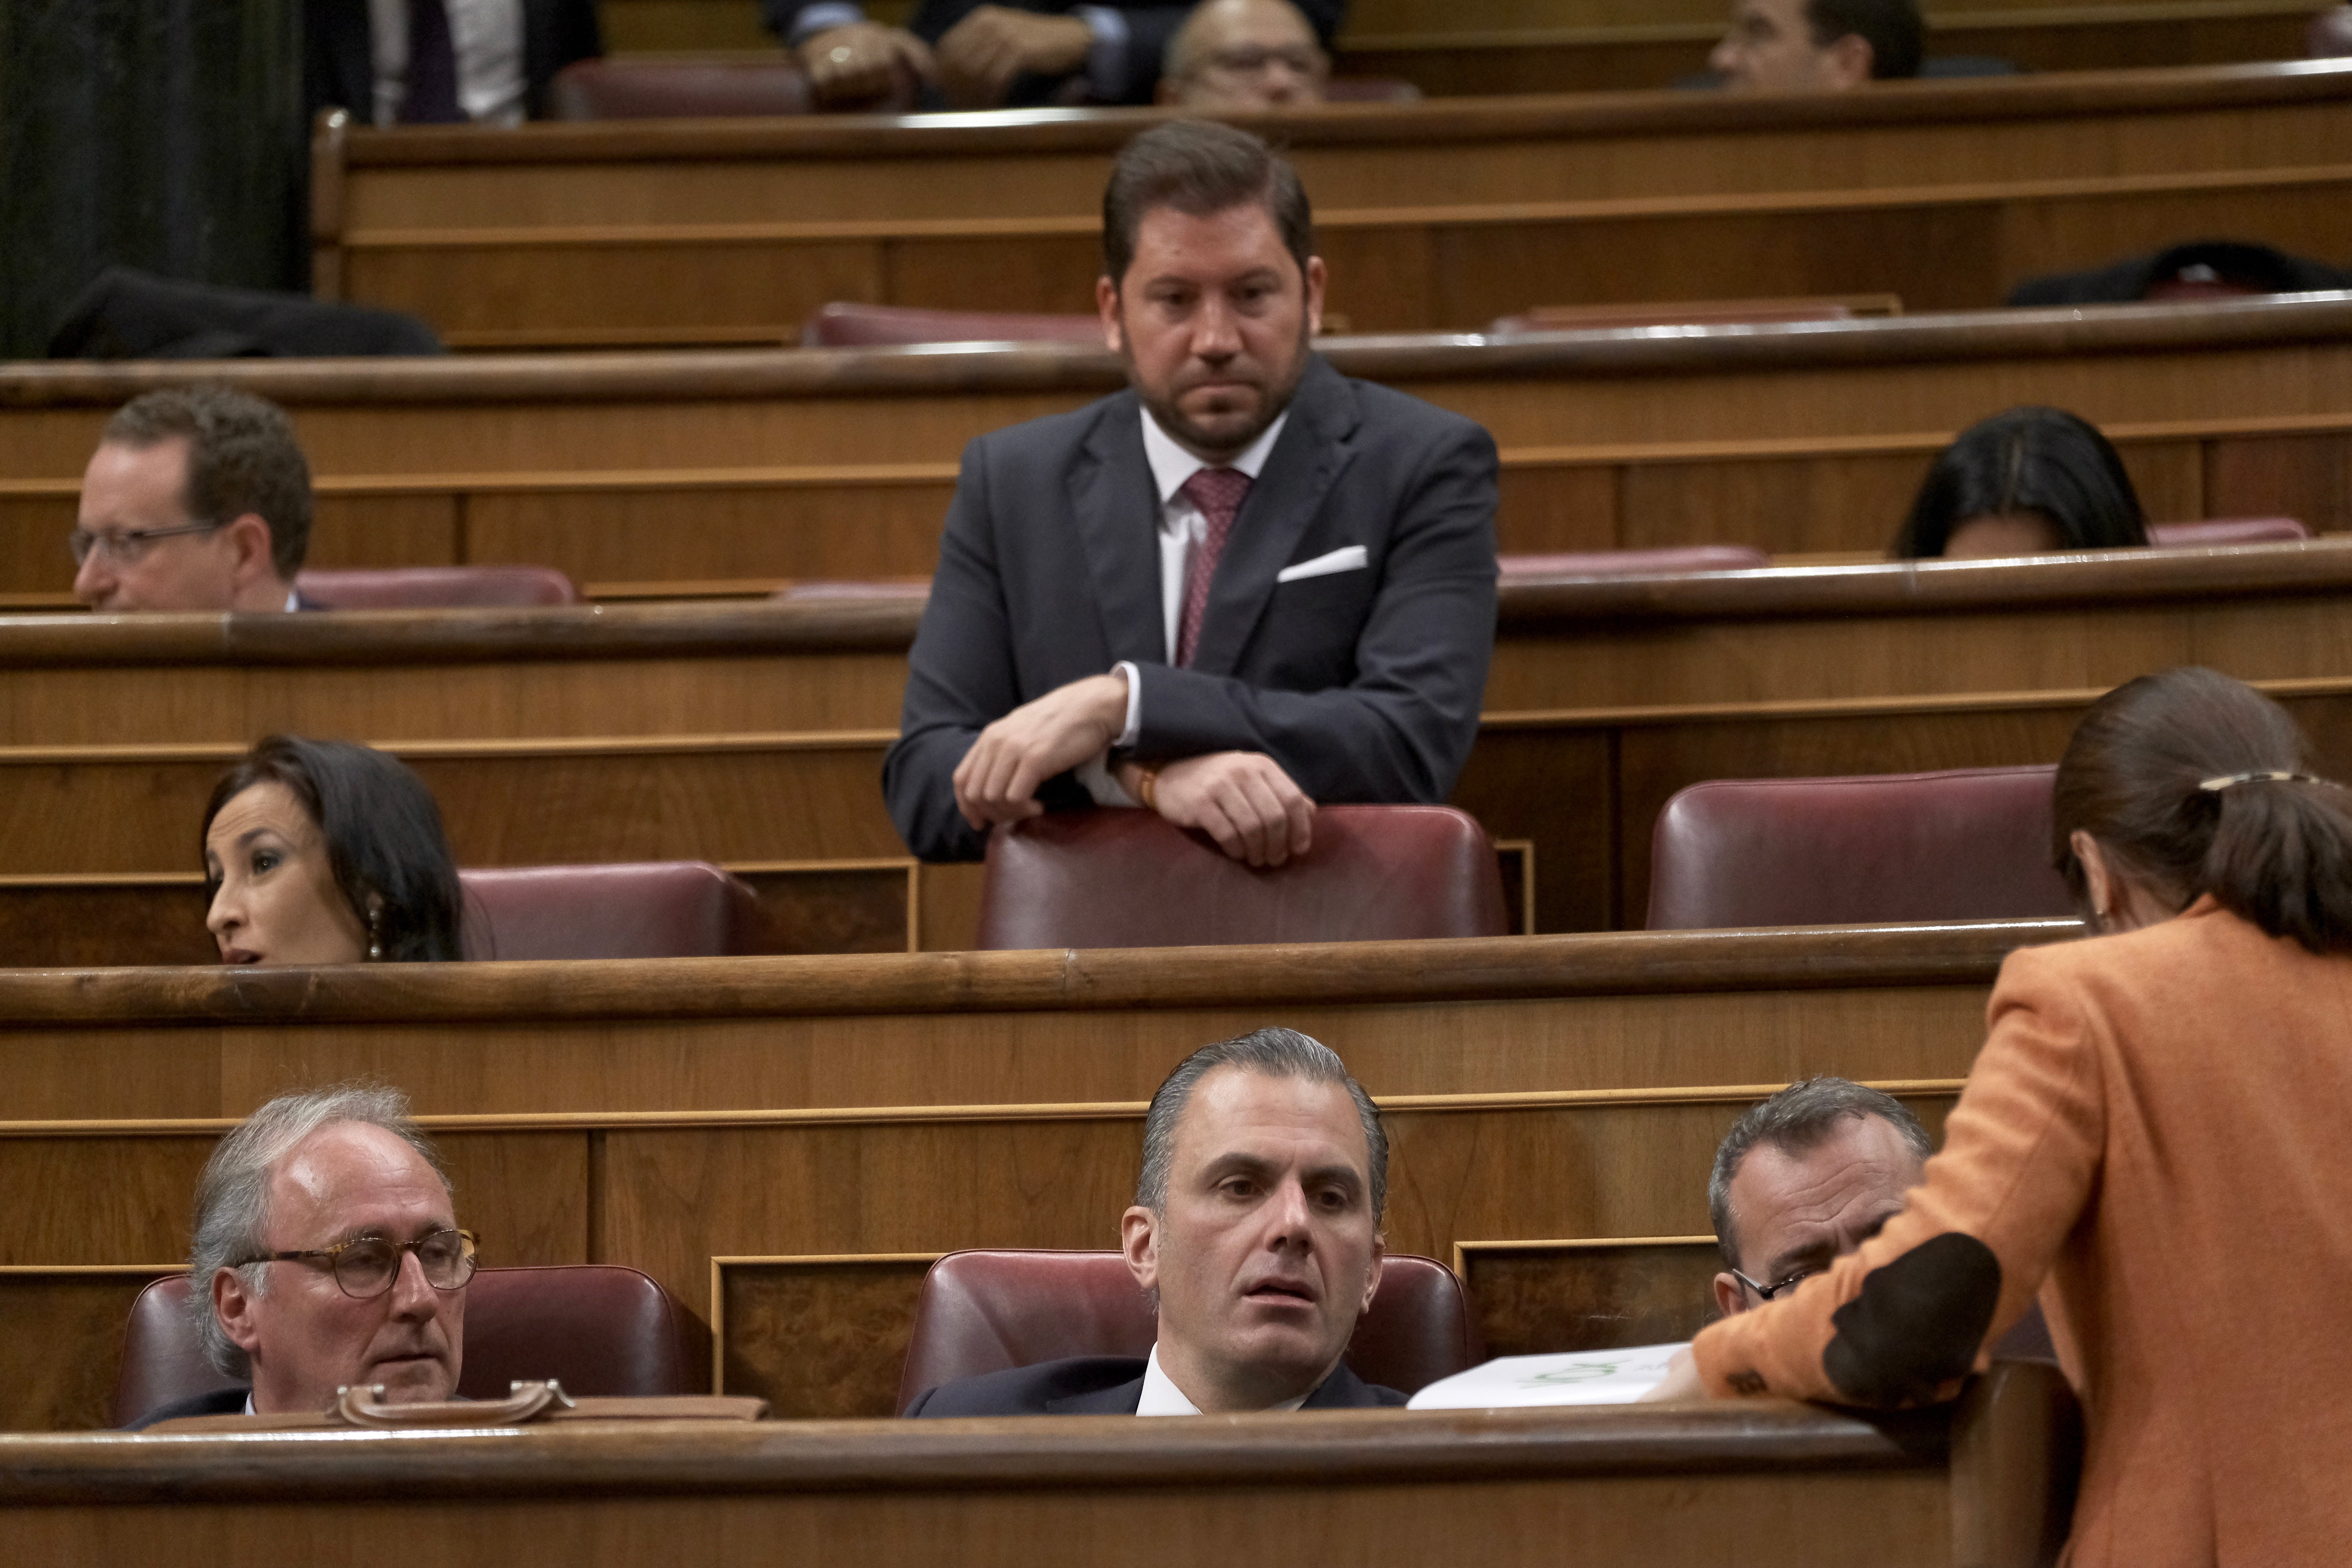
left=1682, top=667, right=2352, bottom=1565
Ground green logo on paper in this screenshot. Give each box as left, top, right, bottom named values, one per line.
left=1522, top=1362, right=1623, bottom=1386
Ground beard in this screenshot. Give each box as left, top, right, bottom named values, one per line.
left=1121, top=312, right=1314, bottom=463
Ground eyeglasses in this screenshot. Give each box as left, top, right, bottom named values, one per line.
left=1731, top=1264, right=1820, bottom=1301
left=68, top=519, right=224, bottom=567
left=1202, top=46, right=1323, bottom=76
left=238, top=1227, right=479, bottom=1299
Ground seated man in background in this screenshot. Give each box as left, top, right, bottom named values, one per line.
left=1710, top=0, right=1920, bottom=91
left=884, top=121, right=1499, bottom=866
left=74, top=385, right=316, bottom=613
left=766, top=0, right=1343, bottom=108
left=1705, top=1078, right=1931, bottom=1321
left=307, top=0, right=603, bottom=125
left=906, top=1027, right=1403, bottom=1414
left=129, top=1084, right=474, bottom=1427
left=1158, top=0, right=1328, bottom=111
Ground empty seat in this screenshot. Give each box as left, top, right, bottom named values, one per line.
left=894, top=1249, right=1480, bottom=1413
left=459, top=862, right=760, bottom=960
left=112, top=1264, right=709, bottom=1427
left=1646, top=765, right=2077, bottom=930
left=1501, top=545, right=1769, bottom=578
left=801, top=302, right=1105, bottom=348
left=2145, top=517, right=2311, bottom=548
left=296, top=566, right=579, bottom=609
left=544, top=58, right=824, bottom=118
left=975, top=805, right=1510, bottom=950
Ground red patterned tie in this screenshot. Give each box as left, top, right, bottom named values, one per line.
left=1174, top=467, right=1251, bottom=667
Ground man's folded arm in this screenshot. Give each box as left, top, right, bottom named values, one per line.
left=1129, top=421, right=1499, bottom=802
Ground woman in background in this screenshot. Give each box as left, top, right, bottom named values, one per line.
left=201, top=735, right=462, bottom=965
left=1892, top=405, right=2150, bottom=559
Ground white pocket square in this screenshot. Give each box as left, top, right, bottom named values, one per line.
left=1275, top=545, right=1369, bottom=583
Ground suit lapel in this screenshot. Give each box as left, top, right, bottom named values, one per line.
left=1188, top=356, right=1360, bottom=676
left=1046, top=1376, right=1147, bottom=1415
left=1070, top=392, right=1170, bottom=666
left=1301, top=1362, right=1373, bottom=1410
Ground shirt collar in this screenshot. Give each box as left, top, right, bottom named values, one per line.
left=1135, top=1342, right=1315, bottom=1416
left=1138, top=406, right=1291, bottom=506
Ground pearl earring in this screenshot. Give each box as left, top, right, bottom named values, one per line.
left=367, top=909, right=383, bottom=962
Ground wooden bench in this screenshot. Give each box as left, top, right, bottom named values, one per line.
left=7, top=297, right=2352, bottom=600
left=0, top=920, right=2062, bottom=1427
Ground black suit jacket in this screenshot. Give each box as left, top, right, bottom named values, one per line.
left=903, top=1354, right=1404, bottom=1416
left=125, top=1385, right=248, bottom=1431
left=307, top=0, right=603, bottom=123
left=882, top=354, right=1499, bottom=862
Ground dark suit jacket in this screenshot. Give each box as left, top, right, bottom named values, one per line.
left=2006, top=240, right=2352, bottom=307
left=125, top=1385, right=248, bottom=1431
left=763, top=0, right=1343, bottom=104
left=882, top=354, right=1499, bottom=862
left=903, top=1354, right=1404, bottom=1416
left=307, top=0, right=603, bottom=123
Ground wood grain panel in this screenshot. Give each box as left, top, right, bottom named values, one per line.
left=307, top=494, right=463, bottom=571
left=0, top=1139, right=215, bottom=1265
left=2205, top=432, right=2352, bottom=526
left=713, top=1254, right=936, bottom=1419
left=0, top=1267, right=181, bottom=1432
left=465, top=481, right=955, bottom=583
left=1458, top=1238, right=1724, bottom=1358
left=1448, top=725, right=1616, bottom=933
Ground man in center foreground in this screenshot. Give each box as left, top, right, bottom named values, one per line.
left=905, top=1027, right=1403, bottom=1414
left=883, top=120, right=1499, bottom=867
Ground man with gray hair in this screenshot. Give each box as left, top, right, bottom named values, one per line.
left=1706, top=1076, right=1931, bottom=1322
left=907, top=1027, right=1402, bottom=1415
left=127, top=1083, right=474, bottom=1428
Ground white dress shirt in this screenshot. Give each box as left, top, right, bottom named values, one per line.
left=1077, top=407, right=1289, bottom=805
left=367, top=0, right=528, bottom=127
left=1134, top=1343, right=1312, bottom=1416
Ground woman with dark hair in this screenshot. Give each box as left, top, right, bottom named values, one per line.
left=200, top=735, right=463, bottom=964
left=1891, top=405, right=2152, bottom=558
left=1670, top=668, right=2352, bottom=1563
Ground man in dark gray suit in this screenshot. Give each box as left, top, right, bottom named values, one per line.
left=905, top=1028, right=1404, bottom=1416
left=883, top=120, right=1499, bottom=866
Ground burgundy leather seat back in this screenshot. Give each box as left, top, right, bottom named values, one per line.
left=295, top=566, right=579, bottom=609
left=894, top=1250, right=1480, bottom=1413
left=1646, top=765, right=2077, bottom=930
left=544, top=58, right=822, bottom=118
left=2145, top=517, right=2310, bottom=548
left=801, top=302, right=1105, bottom=347
left=459, top=862, right=760, bottom=960
left=2316, top=7, right=2352, bottom=56
left=1500, top=545, right=1769, bottom=578
left=975, top=806, right=1510, bottom=950
left=112, top=1265, right=709, bottom=1427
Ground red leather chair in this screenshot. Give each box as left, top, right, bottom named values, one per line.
left=1500, top=545, right=1769, bottom=578
left=459, top=862, right=761, bottom=960
left=1646, top=765, right=2078, bottom=930
left=894, top=1249, right=1481, bottom=1413
left=111, top=1265, right=710, bottom=1427
left=2145, top=517, right=2311, bottom=548
left=295, top=566, right=580, bottom=609
left=2310, top=7, right=2352, bottom=56
left=801, top=302, right=1105, bottom=348
left=544, top=58, right=831, bottom=118
left=975, top=806, right=1510, bottom=950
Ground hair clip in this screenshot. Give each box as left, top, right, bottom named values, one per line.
left=2199, top=770, right=2322, bottom=792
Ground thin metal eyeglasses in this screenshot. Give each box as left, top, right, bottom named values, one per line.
left=235, top=1227, right=479, bottom=1299
left=68, top=519, right=224, bottom=567
left=1731, top=1265, right=1820, bottom=1301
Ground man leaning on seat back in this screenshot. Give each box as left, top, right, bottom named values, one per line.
left=127, top=1084, right=474, bottom=1429
left=883, top=120, right=1500, bottom=867
left=906, top=1028, right=1404, bottom=1415
left=1711, top=0, right=1922, bottom=91
left=74, top=385, right=317, bottom=613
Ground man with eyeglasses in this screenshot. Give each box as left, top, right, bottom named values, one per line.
left=73, top=383, right=317, bottom=613
left=1158, top=0, right=1328, bottom=111
left=127, top=1083, right=474, bottom=1427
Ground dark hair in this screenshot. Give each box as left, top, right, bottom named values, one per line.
left=1807, top=0, right=1923, bottom=79
left=1891, top=406, right=2150, bottom=558
left=1136, top=1027, right=1387, bottom=1220
left=1707, top=1078, right=1931, bottom=1270
left=200, top=736, right=463, bottom=962
left=2053, top=668, right=2352, bottom=954
left=1102, top=120, right=1314, bottom=288
left=103, top=384, right=313, bottom=581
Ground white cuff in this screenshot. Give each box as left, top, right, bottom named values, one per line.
left=1075, top=5, right=1129, bottom=99
left=1112, top=660, right=1142, bottom=750
left=1075, top=750, right=1136, bottom=807
left=788, top=3, right=868, bottom=47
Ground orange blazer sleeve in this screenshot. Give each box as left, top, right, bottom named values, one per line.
left=1692, top=944, right=2109, bottom=1406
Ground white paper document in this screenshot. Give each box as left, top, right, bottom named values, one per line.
left=1406, top=1343, right=1689, bottom=1409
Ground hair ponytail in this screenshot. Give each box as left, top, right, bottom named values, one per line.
left=2054, top=668, right=2352, bottom=954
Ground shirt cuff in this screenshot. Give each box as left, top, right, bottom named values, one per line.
left=1075, top=751, right=1135, bottom=807
left=1112, top=660, right=1142, bottom=750
left=1075, top=6, right=1129, bottom=100
left=787, top=3, right=869, bottom=47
